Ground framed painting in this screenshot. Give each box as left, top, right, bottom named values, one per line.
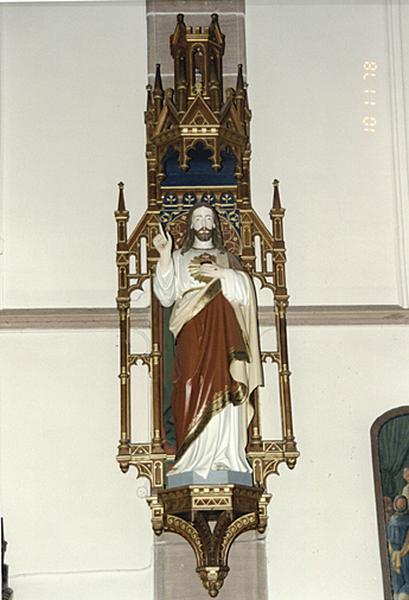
left=372, top=407, right=409, bottom=600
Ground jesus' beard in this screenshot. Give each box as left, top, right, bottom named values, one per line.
left=194, top=228, right=213, bottom=242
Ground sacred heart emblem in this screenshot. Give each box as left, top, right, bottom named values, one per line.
left=188, top=253, right=216, bottom=283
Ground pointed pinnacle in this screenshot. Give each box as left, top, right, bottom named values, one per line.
left=117, top=182, right=126, bottom=212
left=236, top=64, right=244, bottom=92
left=154, top=64, right=163, bottom=94
left=146, top=84, right=153, bottom=109
left=273, top=179, right=281, bottom=209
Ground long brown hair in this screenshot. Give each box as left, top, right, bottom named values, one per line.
left=181, top=202, right=226, bottom=254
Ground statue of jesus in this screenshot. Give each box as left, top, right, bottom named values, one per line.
left=153, top=202, right=262, bottom=485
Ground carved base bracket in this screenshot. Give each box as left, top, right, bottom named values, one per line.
left=148, top=485, right=271, bottom=597
left=117, top=440, right=298, bottom=595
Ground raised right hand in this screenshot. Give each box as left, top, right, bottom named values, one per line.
left=153, top=223, right=172, bottom=256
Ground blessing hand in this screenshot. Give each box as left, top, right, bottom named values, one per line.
left=154, top=223, right=173, bottom=273
left=153, top=223, right=172, bottom=257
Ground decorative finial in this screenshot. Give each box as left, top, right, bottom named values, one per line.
left=236, top=64, right=244, bottom=92
left=273, top=179, right=281, bottom=209
left=208, top=12, right=225, bottom=51
left=117, top=182, right=126, bottom=212
left=154, top=64, right=163, bottom=94
left=146, top=83, right=153, bottom=109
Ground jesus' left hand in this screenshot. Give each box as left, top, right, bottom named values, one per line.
left=199, top=263, right=226, bottom=279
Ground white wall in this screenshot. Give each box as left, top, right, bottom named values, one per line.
left=1, top=2, right=409, bottom=600
left=1, top=1, right=147, bottom=308
left=0, top=3, right=154, bottom=599
left=266, top=325, right=409, bottom=600
left=0, top=330, right=154, bottom=599
left=247, top=0, right=404, bottom=306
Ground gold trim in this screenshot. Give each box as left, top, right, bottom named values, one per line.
left=176, top=379, right=248, bottom=462
left=193, top=279, right=221, bottom=312
left=182, top=286, right=205, bottom=298
left=176, top=279, right=222, bottom=332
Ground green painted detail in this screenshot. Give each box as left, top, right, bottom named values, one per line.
left=162, top=306, right=176, bottom=448
left=379, top=415, right=409, bottom=498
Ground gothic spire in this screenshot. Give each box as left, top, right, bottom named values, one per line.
left=236, top=64, right=244, bottom=92
left=154, top=63, right=164, bottom=95
left=153, top=64, right=164, bottom=117
left=273, top=179, right=281, bottom=210
left=117, top=182, right=126, bottom=212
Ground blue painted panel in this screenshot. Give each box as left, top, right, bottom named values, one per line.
left=162, top=142, right=237, bottom=186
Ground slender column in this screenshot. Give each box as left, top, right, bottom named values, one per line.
left=145, top=84, right=158, bottom=209
left=119, top=303, right=131, bottom=443
left=270, top=181, right=296, bottom=455
left=176, top=52, right=188, bottom=115
left=151, top=278, right=163, bottom=452
left=249, top=389, right=262, bottom=449
left=275, top=299, right=294, bottom=443
left=209, top=54, right=221, bottom=114
left=115, top=183, right=131, bottom=469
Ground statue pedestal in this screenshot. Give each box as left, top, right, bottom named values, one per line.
left=148, top=485, right=271, bottom=596
left=149, top=484, right=270, bottom=600
left=166, top=470, right=253, bottom=488
left=154, top=529, right=268, bottom=600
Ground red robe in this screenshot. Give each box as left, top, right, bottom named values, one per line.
left=171, top=278, right=249, bottom=461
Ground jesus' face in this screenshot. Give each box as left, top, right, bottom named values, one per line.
left=191, top=206, right=215, bottom=242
